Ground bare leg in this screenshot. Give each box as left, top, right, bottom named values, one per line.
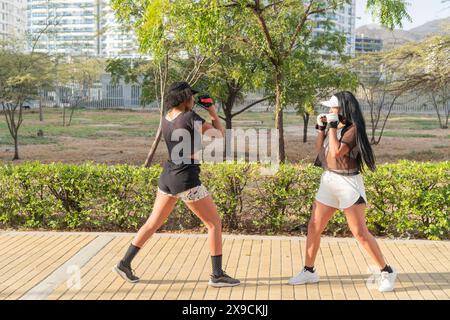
left=344, top=204, right=386, bottom=268
left=185, top=195, right=222, bottom=256
left=132, top=191, right=178, bottom=248
left=304, top=201, right=336, bottom=267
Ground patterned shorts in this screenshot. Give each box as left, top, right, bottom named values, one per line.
left=157, top=184, right=209, bottom=202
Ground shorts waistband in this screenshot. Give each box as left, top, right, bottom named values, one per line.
left=325, top=169, right=360, bottom=176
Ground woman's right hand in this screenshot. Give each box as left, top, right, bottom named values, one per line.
left=316, top=114, right=327, bottom=127
left=206, top=104, right=218, bottom=115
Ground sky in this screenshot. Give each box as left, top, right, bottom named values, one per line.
left=355, top=0, right=450, bottom=30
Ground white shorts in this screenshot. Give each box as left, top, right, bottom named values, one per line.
left=157, top=184, right=209, bottom=202
left=315, top=170, right=367, bottom=210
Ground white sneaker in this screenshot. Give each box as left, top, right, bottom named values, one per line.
left=288, top=269, right=320, bottom=285
left=378, top=266, right=397, bottom=292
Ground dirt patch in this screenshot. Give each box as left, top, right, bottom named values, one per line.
left=1, top=130, right=448, bottom=165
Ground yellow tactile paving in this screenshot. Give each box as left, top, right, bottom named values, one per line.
left=163, top=237, right=204, bottom=300
left=7, top=235, right=94, bottom=300
left=346, top=241, right=374, bottom=300
left=280, top=240, right=294, bottom=300
left=255, top=239, right=271, bottom=300
left=47, top=236, right=125, bottom=300
left=176, top=236, right=210, bottom=300
left=269, top=239, right=282, bottom=300
left=291, top=240, right=307, bottom=300
left=413, top=244, right=450, bottom=300
left=0, top=234, right=49, bottom=271
left=142, top=237, right=188, bottom=300
left=154, top=237, right=199, bottom=300
left=63, top=236, right=131, bottom=300
left=1, top=232, right=449, bottom=300
left=85, top=237, right=144, bottom=300
left=215, top=239, right=242, bottom=300
left=0, top=233, right=95, bottom=300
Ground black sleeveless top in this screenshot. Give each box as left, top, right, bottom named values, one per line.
left=161, top=110, right=206, bottom=164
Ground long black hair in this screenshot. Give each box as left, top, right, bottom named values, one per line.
left=334, top=91, right=376, bottom=172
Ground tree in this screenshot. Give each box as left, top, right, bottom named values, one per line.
left=0, top=49, right=54, bottom=160
left=284, top=32, right=357, bottom=143
left=57, top=56, right=105, bottom=126
left=206, top=44, right=272, bottom=130
left=111, top=0, right=225, bottom=166
left=216, top=0, right=410, bottom=161
left=387, top=35, right=450, bottom=129
left=112, top=0, right=410, bottom=163
left=351, top=49, right=410, bottom=144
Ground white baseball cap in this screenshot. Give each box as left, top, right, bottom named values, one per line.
left=319, top=95, right=340, bottom=108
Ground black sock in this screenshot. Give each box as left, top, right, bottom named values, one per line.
left=381, top=264, right=393, bottom=273
left=304, top=266, right=315, bottom=273
left=211, top=255, right=223, bottom=277
left=121, top=243, right=140, bottom=267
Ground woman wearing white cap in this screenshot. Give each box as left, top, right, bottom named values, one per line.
left=288, top=91, right=397, bottom=292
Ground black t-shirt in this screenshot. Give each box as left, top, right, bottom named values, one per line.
left=161, top=110, right=206, bottom=164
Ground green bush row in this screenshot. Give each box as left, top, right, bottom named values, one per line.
left=0, top=161, right=448, bottom=240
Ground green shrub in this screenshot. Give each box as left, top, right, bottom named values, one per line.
left=201, top=162, right=256, bottom=230
left=249, top=164, right=321, bottom=233
left=365, top=161, right=450, bottom=240
left=0, top=160, right=448, bottom=240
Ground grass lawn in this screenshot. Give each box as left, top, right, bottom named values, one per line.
left=0, top=107, right=448, bottom=165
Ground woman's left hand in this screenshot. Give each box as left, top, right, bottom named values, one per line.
left=326, top=113, right=339, bottom=128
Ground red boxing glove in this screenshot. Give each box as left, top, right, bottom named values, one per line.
left=197, top=94, right=214, bottom=108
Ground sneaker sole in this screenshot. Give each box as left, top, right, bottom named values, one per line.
left=288, top=278, right=320, bottom=285
left=112, top=265, right=139, bottom=284
left=208, top=280, right=241, bottom=288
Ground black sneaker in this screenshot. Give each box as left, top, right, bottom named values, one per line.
left=112, top=261, right=140, bottom=283
left=208, top=271, right=240, bottom=288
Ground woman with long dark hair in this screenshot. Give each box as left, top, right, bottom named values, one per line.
left=113, top=81, right=240, bottom=288
left=288, top=91, right=397, bottom=292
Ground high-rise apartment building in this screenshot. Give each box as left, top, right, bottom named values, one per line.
left=1, top=0, right=27, bottom=42
left=311, top=0, right=356, bottom=56
left=27, top=0, right=139, bottom=57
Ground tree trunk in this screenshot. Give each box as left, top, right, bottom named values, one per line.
left=62, top=105, right=66, bottom=127
left=144, top=123, right=162, bottom=167
left=223, top=106, right=233, bottom=162
left=13, top=134, right=19, bottom=160
left=225, top=116, right=232, bottom=130
left=274, top=69, right=285, bottom=162
left=370, top=114, right=377, bottom=145
left=302, top=112, right=309, bottom=143
left=68, top=100, right=77, bottom=126
left=39, top=97, right=43, bottom=122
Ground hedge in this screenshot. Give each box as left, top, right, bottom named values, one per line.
left=0, top=161, right=448, bottom=240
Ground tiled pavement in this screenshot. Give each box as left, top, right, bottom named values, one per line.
left=0, top=231, right=448, bottom=300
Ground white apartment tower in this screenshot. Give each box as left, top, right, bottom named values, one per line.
left=27, top=0, right=139, bottom=57
left=311, top=0, right=356, bottom=56
left=0, top=0, right=27, bottom=42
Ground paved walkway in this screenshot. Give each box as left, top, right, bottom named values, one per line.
left=0, top=231, right=449, bottom=300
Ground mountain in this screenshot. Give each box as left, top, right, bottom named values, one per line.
left=356, top=17, right=450, bottom=48
left=355, top=24, right=415, bottom=47
left=408, top=17, right=450, bottom=39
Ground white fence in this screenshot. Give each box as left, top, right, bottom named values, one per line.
left=38, top=85, right=445, bottom=115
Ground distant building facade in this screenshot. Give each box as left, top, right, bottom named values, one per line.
left=311, top=0, right=356, bottom=56
left=27, top=0, right=139, bottom=57
left=355, top=35, right=383, bottom=53
left=1, top=0, right=27, bottom=42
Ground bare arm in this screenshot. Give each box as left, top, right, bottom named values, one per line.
left=327, top=128, right=351, bottom=159
left=201, top=105, right=224, bottom=138
left=315, top=130, right=326, bottom=153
